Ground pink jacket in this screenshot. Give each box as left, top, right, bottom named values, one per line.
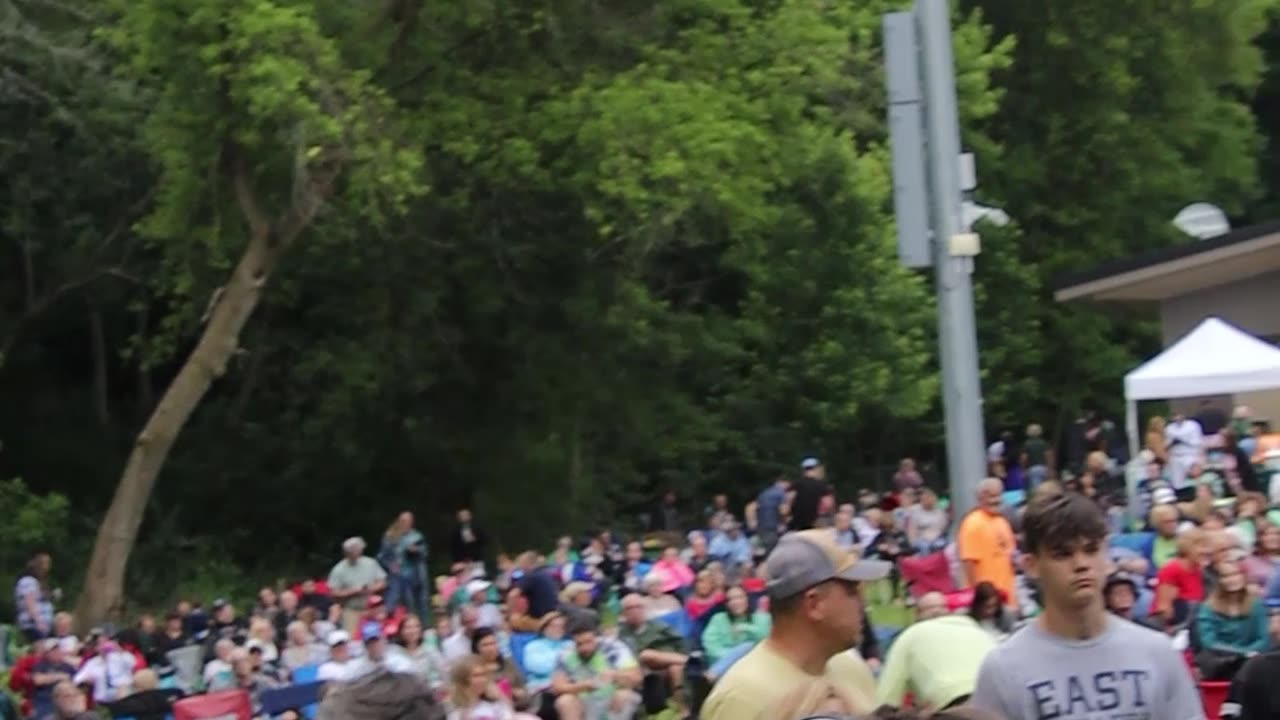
left=652, top=559, right=695, bottom=593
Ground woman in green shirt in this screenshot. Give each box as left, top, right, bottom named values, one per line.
left=700, top=585, right=770, bottom=664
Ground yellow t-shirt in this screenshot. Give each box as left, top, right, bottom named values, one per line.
left=701, top=641, right=877, bottom=720
left=876, top=614, right=997, bottom=710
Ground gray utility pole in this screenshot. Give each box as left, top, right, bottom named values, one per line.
left=884, top=0, right=987, bottom=521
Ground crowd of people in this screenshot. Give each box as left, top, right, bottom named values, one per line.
left=6, top=406, right=1280, bottom=720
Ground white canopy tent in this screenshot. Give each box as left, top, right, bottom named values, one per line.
left=1125, top=317, right=1280, bottom=457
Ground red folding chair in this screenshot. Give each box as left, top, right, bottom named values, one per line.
left=898, top=552, right=956, bottom=598
left=1200, top=680, right=1230, bottom=720
left=172, top=689, right=252, bottom=720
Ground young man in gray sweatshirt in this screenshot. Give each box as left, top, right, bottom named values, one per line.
left=971, top=490, right=1204, bottom=720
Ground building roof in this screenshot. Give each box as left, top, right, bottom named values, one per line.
left=1054, top=220, right=1280, bottom=302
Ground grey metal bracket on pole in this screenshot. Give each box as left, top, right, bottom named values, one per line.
left=884, top=0, right=988, bottom=520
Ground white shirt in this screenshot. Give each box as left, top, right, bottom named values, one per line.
left=318, top=659, right=355, bottom=682
left=448, top=700, right=513, bottom=720
left=73, top=650, right=137, bottom=703
left=345, top=651, right=416, bottom=679
left=1165, top=419, right=1204, bottom=461
left=442, top=632, right=472, bottom=664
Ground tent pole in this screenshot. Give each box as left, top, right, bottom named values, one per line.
left=1125, top=399, right=1139, bottom=463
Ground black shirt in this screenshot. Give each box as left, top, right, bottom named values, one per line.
left=790, top=476, right=829, bottom=530
left=1223, top=651, right=1280, bottom=719
left=517, top=567, right=560, bottom=618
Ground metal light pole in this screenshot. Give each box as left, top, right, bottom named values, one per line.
left=884, top=0, right=987, bottom=521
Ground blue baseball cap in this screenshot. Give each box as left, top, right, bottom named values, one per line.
left=801, top=457, right=821, bottom=470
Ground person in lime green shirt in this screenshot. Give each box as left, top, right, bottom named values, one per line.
left=876, top=611, right=997, bottom=710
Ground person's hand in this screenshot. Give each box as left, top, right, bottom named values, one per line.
left=609, top=691, right=629, bottom=713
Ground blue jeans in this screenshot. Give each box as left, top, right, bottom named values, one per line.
left=708, top=642, right=756, bottom=679
left=386, top=574, right=429, bottom=621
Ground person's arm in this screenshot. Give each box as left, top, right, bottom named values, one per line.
left=367, top=563, right=388, bottom=594
left=327, top=566, right=357, bottom=600
left=957, top=518, right=981, bottom=586
left=32, top=668, right=70, bottom=686
left=874, top=631, right=910, bottom=707
left=550, top=670, right=592, bottom=696
left=1245, top=600, right=1270, bottom=653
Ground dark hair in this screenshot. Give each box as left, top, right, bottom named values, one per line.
left=566, top=615, right=598, bottom=637
left=469, top=626, right=497, bottom=654
left=1022, top=489, right=1108, bottom=554
left=967, top=582, right=1001, bottom=621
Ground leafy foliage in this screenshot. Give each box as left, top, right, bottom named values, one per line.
left=0, top=0, right=1275, bottom=610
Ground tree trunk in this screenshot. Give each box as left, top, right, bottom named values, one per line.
left=88, top=302, right=111, bottom=426
left=73, top=163, right=310, bottom=627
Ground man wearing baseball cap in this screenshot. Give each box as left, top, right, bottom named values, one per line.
left=701, top=529, right=889, bottom=720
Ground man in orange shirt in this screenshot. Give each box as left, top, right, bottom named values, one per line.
left=957, top=477, right=1017, bottom=606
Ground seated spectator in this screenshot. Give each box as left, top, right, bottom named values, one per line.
left=297, top=578, right=334, bottom=617
left=682, top=534, right=713, bottom=574
left=202, top=637, right=238, bottom=691
left=49, top=681, right=98, bottom=720
left=102, top=668, right=183, bottom=720
left=651, top=547, right=695, bottom=593
left=1151, top=528, right=1210, bottom=627
left=201, top=598, right=249, bottom=663
left=550, top=620, right=642, bottom=720
left=229, top=646, right=281, bottom=714
left=617, top=593, right=687, bottom=715
left=1196, top=559, right=1269, bottom=680
left=1246, top=523, right=1280, bottom=593
left=448, top=654, right=516, bottom=720
left=460, top=580, right=504, bottom=629
left=558, top=582, right=599, bottom=631
left=832, top=510, right=858, bottom=550
left=709, top=521, right=752, bottom=569
left=246, top=616, right=280, bottom=664
left=1103, top=572, right=1140, bottom=622
left=349, top=623, right=415, bottom=678
left=29, top=638, right=77, bottom=720
left=153, top=612, right=189, bottom=661
left=443, top=606, right=482, bottom=664
left=522, top=612, right=571, bottom=694
left=701, top=585, right=770, bottom=664
left=639, top=573, right=682, bottom=621
left=505, top=587, right=541, bottom=633
left=389, top=613, right=447, bottom=690
left=515, top=552, right=561, bottom=619
left=967, top=582, right=1013, bottom=642
left=272, top=589, right=301, bottom=643
left=1148, top=504, right=1181, bottom=569
left=472, top=627, right=524, bottom=701
left=1221, top=600, right=1280, bottom=719
left=74, top=632, right=138, bottom=703
left=280, top=620, right=327, bottom=673
left=907, top=489, right=949, bottom=554
left=684, top=570, right=725, bottom=622
left=439, top=563, right=472, bottom=612
left=616, top=542, right=653, bottom=594
left=317, top=630, right=355, bottom=683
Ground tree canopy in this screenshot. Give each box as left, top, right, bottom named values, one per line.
left=1, top=0, right=1277, bottom=617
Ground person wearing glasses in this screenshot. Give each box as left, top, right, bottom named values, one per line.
left=970, top=491, right=1203, bottom=719
left=700, top=529, right=890, bottom=720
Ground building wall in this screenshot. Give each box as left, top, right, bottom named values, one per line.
left=1159, top=271, right=1280, bottom=427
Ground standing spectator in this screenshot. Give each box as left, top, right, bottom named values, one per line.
left=328, top=536, right=388, bottom=634
left=790, top=458, right=831, bottom=530
left=14, top=552, right=55, bottom=643
left=700, top=530, right=888, bottom=720
left=971, top=491, right=1203, bottom=719
left=1166, top=412, right=1205, bottom=489
left=957, top=478, right=1017, bottom=608
left=450, top=508, right=489, bottom=565
left=755, top=477, right=790, bottom=550
left=1021, top=424, right=1052, bottom=490
left=380, top=511, right=430, bottom=620
left=652, top=491, right=682, bottom=533
left=892, top=459, right=924, bottom=493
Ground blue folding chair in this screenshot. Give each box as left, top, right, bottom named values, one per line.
left=291, top=663, right=321, bottom=684
left=508, top=632, right=537, bottom=675
left=261, top=681, right=324, bottom=719
left=654, top=609, right=693, bottom=640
